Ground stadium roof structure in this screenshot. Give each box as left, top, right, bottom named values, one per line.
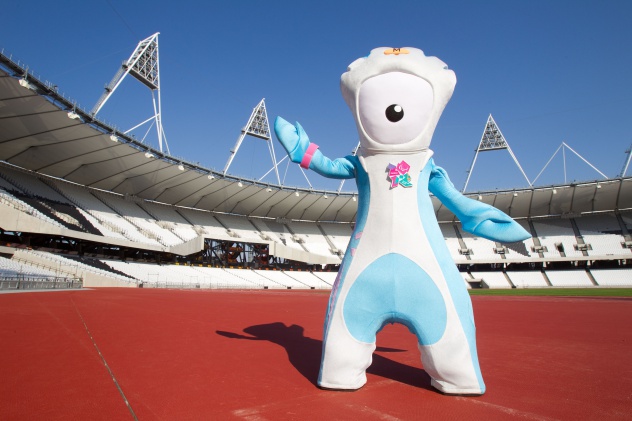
left=1, top=51, right=631, bottom=224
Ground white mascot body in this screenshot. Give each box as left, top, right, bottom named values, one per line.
left=275, top=47, right=530, bottom=395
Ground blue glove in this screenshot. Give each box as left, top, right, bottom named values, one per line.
left=274, top=117, right=310, bottom=164
left=274, top=116, right=356, bottom=179
left=429, top=161, right=530, bottom=243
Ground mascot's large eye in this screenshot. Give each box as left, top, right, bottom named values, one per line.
left=358, top=72, right=433, bottom=145
left=385, top=104, right=404, bottom=122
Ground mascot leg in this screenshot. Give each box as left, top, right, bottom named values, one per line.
left=318, top=306, right=376, bottom=390
left=318, top=255, right=485, bottom=394
left=417, top=296, right=486, bottom=395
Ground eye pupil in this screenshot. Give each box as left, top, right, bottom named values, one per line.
left=385, top=104, right=404, bottom=122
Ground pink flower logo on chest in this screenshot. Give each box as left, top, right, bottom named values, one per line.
left=387, top=160, right=412, bottom=188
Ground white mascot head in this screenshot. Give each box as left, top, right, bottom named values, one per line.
left=340, top=47, right=456, bottom=155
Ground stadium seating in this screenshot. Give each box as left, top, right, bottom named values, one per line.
left=253, top=269, right=309, bottom=289
left=460, top=272, right=473, bottom=289
left=313, top=271, right=337, bottom=286
left=460, top=230, right=504, bottom=261
left=281, top=270, right=332, bottom=289
left=0, top=165, right=67, bottom=202
left=0, top=255, right=57, bottom=278
left=140, top=202, right=200, bottom=241
left=439, top=223, right=464, bottom=261
left=101, top=259, right=341, bottom=290
left=471, top=271, right=513, bottom=288
left=214, top=214, right=264, bottom=243
left=545, top=270, right=594, bottom=287
left=248, top=218, right=304, bottom=253
left=177, top=208, right=232, bottom=239
left=532, top=219, right=584, bottom=258
left=590, top=268, right=632, bottom=287
left=0, top=188, right=66, bottom=229
left=506, top=271, right=550, bottom=288
left=2, top=160, right=632, bottom=289
left=575, top=214, right=629, bottom=257
left=49, top=179, right=162, bottom=246
left=0, top=176, right=16, bottom=191
left=11, top=249, right=135, bottom=286
left=287, top=221, right=337, bottom=257
left=319, top=223, right=352, bottom=254
left=92, top=191, right=183, bottom=246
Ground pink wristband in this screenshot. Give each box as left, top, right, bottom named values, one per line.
left=300, top=143, right=319, bottom=169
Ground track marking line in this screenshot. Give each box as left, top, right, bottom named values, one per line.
left=71, top=297, right=139, bottom=421
left=232, top=408, right=269, bottom=420
left=345, top=403, right=402, bottom=420
left=456, top=397, right=555, bottom=421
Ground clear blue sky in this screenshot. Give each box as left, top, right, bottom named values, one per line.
left=2, top=0, right=631, bottom=193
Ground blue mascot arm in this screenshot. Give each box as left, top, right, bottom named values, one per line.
left=274, top=117, right=355, bottom=179
left=428, top=160, right=530, bottom=243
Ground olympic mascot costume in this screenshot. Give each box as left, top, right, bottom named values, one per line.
left=275, top=47, right=530, bottom=395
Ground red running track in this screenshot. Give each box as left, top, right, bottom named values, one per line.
left=1, top=288, right=631, bottom=420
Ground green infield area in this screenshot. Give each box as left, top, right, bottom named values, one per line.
left=468, top=288, right=632, bottom=297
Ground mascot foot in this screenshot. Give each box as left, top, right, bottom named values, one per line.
left=317, top=378, right=367, bottom=391
left=430, top=379, right=485, bottom=396
left=317, top=383, right=365, bottom=392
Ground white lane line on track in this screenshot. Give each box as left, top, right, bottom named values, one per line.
left=456, top=397, right=556, bottom=421
left=71, top=297, right=139, bottom=421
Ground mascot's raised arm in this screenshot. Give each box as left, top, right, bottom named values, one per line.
left=275, top=47, right=530, bottom=395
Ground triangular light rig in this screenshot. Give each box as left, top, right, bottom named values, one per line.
left=462, top=114, right=531, bottom=192
left=531, top=141, right=608, bottom=185
left=223, top=99, right=282, bottom=185
left=91, top=32, right=169, bottom=154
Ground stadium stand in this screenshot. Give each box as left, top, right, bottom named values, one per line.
left=591, top=268, right=632, bottom=287
left=2, top=158, right=631, bottom=290
left=545, top=270, right=595, bottom=287
left=439, top=223, right=464, bottom=261
left=318, top=222, right=352, bottom=255
left=214, top=214, right=263, bottom=243
left=51, top=179, right=161, bottom=245
left=313, top=271, right=338, bottom=286
left=0, top=188, right=66, bottom=229
left=100, top=259, right=336, bottom=290
left=138, top=202, right=199, bottom=241
left=253, top=269, right=310, bottom=289
left=0, top=164, right=67, bottom=202
left=0, top=254, right=57, bottom=278
left=281, top=270, right=332, bottom=289
left=287, top=220, right=338, bottom=258
left=506, top=271, right=550, bottom=288
left=471, top=271, right=513, bottom=289
left=92, top=191, right=183, bottom=246
left=177, top=208, right=229, bottom=239
left=460, top=272, right=473, bottom=289
left=532, top=219, right=585, bottom=259
left=249, top=218, right=304, bottom=252
left=0, top=255, right=82, bottom=290
left=10, top=249, right=135, bottom=287
left=575, top=213, right=630, bottom=257
left=460, top=230, right=504, bottom=261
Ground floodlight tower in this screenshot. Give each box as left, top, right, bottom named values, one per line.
left=462, top=114, right=531, bottom=192
left=223, top=99, right=281, bottom=184
left=531, top=142, right=608, bottom=185
left=91, top=32, right=169, bottom=154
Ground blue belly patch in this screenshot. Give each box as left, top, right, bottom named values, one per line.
left=342, top=253, right=447, bottom=345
